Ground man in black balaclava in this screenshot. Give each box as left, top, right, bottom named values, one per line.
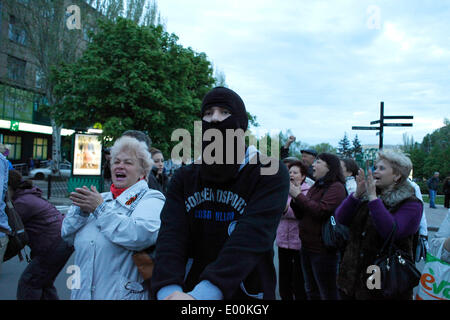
left=151, top=87, right=289, bottom=300
left=200, top=86, right=248, bottom=183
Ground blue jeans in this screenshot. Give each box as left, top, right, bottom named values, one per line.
left=300, top=248, right=339, bottom=300
left=429, top=189, right=437, bottom=208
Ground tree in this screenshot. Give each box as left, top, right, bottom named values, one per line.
left=52, top=17, right=216, bottom=157
left=338, top=132, right=352, bottom=158
left=351, top=134, right=363, bottom=158
left=311, top=143, right=337, bottom=154
left=421, top=121, right=450, bottom=179
left=4, top=0, right=161, bottom=172
left=404, top=119, right=449, bottom=180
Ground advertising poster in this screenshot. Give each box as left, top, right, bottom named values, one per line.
left=73, top=133, right=102, bottom=176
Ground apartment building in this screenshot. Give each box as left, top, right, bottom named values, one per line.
left=0, top=0, right=95, bottom=166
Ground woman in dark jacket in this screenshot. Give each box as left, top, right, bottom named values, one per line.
left=289, top=153, right=347, bottom=300
left=335, top=150, right=422, bottom=300
left=8, top=170, right=73, bottom=300
left=148, top=148, right=169, bottom=195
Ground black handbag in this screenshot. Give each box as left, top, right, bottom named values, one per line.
left=322, top=215, right=350, bottom=252
left=373, top=223, right=421, bottom=298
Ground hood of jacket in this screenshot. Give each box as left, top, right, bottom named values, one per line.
left=13, top=186, right=43, bottom=200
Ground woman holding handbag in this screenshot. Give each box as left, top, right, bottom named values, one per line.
left=335, top=149, right=423, bottom=300
left=7, top=170, right=74, bottom=300
left=289, top=153, right=347, bottom=300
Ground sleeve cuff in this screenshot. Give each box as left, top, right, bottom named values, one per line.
left=91, top=201, right=108, bottom=218
left=71, top=205, right=89, bottom=218
left=157, top=284, right=183, bottom=300
left=188, top=280, right=224, bottom=300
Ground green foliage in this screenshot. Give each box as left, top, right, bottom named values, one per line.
left=247, top=112, right=259, bottom=128
left=338, top=132, right=352, bottom=157
left=52, top=17, right=216, bottom=157
left=311, top=143, right=337, bottom=154
left=403, top=120, right=449, bottom=180
left=351, top=134, right=363, bottom=158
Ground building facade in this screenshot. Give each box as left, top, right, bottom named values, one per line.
left=0, top=0, right=95, bottom=167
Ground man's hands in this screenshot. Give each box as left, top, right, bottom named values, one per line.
left=70, top=185, right=103, bottom=213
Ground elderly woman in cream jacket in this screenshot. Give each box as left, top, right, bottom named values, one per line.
left=62, top=136, right=165, bottom=300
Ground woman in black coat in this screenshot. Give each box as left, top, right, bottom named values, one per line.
left=289, top=153, right=347, bottom=300
left=148, top=148, right=169, bottom=195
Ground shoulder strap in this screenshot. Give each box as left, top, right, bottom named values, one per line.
left=1, top=190, right=13, bottom=235
left=378, top=222, right=397, bottom=255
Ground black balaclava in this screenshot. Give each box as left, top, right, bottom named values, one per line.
left=200, top=87, right=249, bottom=183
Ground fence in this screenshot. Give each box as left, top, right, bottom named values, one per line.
left=46, top=175, right=71, bottom=199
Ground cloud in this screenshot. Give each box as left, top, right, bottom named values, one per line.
left=157, top=0, right=450, bottom=147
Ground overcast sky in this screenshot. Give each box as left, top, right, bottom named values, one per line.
left=156, top=0, right=449, bottom=148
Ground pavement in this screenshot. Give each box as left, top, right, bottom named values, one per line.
left=0, top=198, right=448, bottom=300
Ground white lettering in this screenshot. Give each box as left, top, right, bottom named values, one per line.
left=66, top=265, right=81, bottom=290
left=366, top=265, right=381, bottom=290
left=66, top=5, right=81, bottom=30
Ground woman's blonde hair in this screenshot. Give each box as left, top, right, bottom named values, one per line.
left=110, top=136, right=153, bottom=179
left=376, top=149, right=412, bottom=183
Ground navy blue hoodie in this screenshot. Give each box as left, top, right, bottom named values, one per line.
left=151, top=152, right=289, bottom=300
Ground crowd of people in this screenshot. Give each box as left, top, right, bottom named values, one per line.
left=0, top=86, right=449, bottom=301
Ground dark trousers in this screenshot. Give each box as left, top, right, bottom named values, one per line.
left=445, top=193, right=449, bottom=208
left=300, top=248, right=339, bottom=300
left=278, top=247, right=306, bottom=300
left=17, top=239, right=74, bottom=300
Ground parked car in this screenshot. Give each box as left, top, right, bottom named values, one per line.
left=29, top=162, right=72, bottom=180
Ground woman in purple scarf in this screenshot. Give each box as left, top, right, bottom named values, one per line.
left=336, top=149, right=422, bottom=300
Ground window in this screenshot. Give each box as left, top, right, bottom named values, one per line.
left=33, top=137, right=48, bottom=160
left=3, top=135, right=22, bottom=160
left=7, top=56, right=26, bottom=83
left=8, top=15, right=27, bottom=45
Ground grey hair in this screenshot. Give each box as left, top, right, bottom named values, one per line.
left=376, top=149, right=412, bottom=182
left=110, top=136, right=153, bottom=179
left=0, top=144, right=8, bottom=154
